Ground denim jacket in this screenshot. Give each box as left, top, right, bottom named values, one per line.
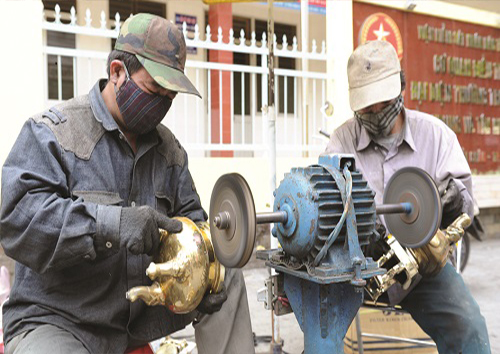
left=0, top=80, right=207, bottom=353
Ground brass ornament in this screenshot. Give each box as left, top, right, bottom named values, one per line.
left=366, top=213, right=471, bottom=302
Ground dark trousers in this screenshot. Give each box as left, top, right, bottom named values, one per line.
left=400, top=263, right=490, bottom=354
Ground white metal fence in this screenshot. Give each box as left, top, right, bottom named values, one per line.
left=42, top=5, right=329, bottom=157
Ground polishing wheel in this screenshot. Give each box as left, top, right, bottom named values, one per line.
left=209, top=173, right=256, bottom=268
left=383, top=167, right=442, bottom=248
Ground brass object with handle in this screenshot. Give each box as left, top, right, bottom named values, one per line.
left=126, top=217, right=225, bottom=314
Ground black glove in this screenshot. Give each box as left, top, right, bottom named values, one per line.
left=197, top=284, right=228, bottom=315
left=439, top=179, right=464, bottom=229
left=364, top=222, right=389, bottom=260
left=375, top=222, right=386, bottom=241
left=119, top=206, right=183, bottom=256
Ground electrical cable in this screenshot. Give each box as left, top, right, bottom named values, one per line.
left=313, top=163, right=353, bottom=266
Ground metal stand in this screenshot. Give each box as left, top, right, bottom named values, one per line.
left=284, top=274, right=363, bottom=354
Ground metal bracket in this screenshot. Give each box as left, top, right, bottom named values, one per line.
left=257, top=274, right=294, bottom=316
left=257, top=276, right=273, bottom=311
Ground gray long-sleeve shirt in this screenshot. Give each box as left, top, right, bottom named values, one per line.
left=0, top=80, right=206, bottom=353
left=326, top=108, right=473, bottom=304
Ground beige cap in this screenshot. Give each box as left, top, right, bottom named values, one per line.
left=347, top=41, right=401, bottom=112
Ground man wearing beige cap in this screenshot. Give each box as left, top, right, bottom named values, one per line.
left=326, top=40, right=490, bottom=353
left=0, top=14, right=254, bottom=354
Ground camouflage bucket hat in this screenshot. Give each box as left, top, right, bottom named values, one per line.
left=115, top=13, right=201, bottom=98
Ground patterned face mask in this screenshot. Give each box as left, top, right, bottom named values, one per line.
left=115, top=63, right=173, bottom=135
left=355, top=94, right=404, bottom=137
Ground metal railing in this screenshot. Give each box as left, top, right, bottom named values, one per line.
left=42, top=4, right=328, bottom=157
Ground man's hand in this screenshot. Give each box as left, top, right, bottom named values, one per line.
left=364, top=222, right=389, bottom=260
left=119, top=206, right=183, bottom=255
left=375, top=222, right=386, bottom=241
left=197, top=285, right=228, bottom=315
left=439, top=179, right=464, bottom=229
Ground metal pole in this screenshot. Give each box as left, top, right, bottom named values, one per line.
left=301, top=0, right=309, bottom=157
left=355, top=312, right=364, bottom=354
left=267, top=2, right=282, bottom=352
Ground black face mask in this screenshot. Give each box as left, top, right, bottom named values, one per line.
left=115, top=64, right=173, bottom=135
left=355, top=94, right=404, bottom=137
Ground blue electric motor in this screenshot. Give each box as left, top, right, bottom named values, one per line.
left=273, top=154, right=376, bottom=263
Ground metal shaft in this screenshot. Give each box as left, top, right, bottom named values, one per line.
left=213, top=211, right=288, bottom=230
left=376, top=202, right=413, bottom=215
left=213, top=211, right=231, bottom=229
left=215, top=204, right=411, bottom=229
left=256, top=211, right=288, bottom=224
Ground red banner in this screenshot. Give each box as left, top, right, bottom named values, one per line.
left=354, top=2, right=500, bottom=174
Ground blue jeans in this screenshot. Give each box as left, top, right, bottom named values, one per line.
left=400, top=263, right=490, bottom=354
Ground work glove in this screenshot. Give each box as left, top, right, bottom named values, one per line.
left=374, top=222, right=387, bottom=242
left=439, top=179, right=464, bottom=229
left=363, top=222, right=388, bottom=260
left=119, top=206, right=183, bottom=256
left=196, top=284, right=228, bottom=315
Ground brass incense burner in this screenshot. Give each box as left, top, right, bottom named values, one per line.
left=126, top=217, right=225, bottom=314
left=366, top=213, right=471, bottom=302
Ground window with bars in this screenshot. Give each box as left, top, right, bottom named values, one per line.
left=109, top=0, right=166, bottom=49
left=109, top=0, right=166, bottom=19
left=46, top=31, right=76, bottom=100
left=43, top=0, right=76, bottom=100
left=233, top=16, right=251, bottom=116
left=43, top=0, right=76, bottom=15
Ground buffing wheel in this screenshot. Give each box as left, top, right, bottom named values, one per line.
left=209, top=173, right=256, bottom=268
left=383, top=167, right=442, bottom=248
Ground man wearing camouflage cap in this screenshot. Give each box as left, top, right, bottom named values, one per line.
left=326, top=40, right=490, bottom=353
left=0, top=14, right=255, bottom=354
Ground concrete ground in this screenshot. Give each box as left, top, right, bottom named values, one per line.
left=175, top=237, right=500, bottom=353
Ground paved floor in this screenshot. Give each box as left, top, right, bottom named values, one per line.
left=175, top=237, right=500, bottom=353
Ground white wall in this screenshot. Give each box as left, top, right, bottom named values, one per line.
left=0, top=0, right=45, bottom=185
left=326, top=1, right=354, bottom=133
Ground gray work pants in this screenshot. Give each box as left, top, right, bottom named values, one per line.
left=5, top=268, right=255, bottom=354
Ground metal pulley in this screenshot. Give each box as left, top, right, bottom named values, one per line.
left=209, top=166, right=442, bottom=268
